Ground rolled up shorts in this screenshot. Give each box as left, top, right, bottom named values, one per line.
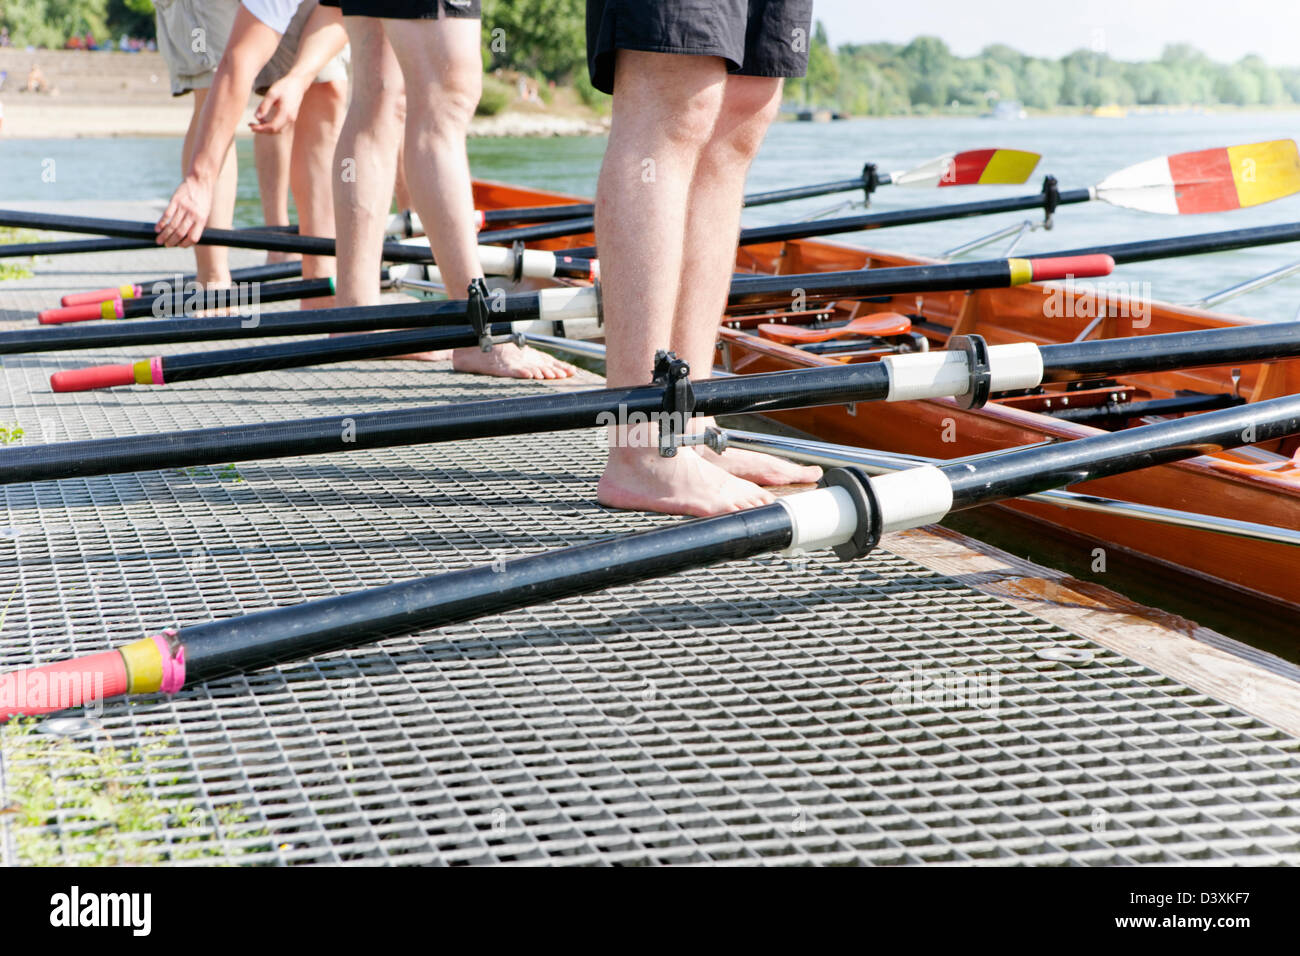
left=254, top=0, right=350, bottom=94
left=586, top=0, right=812, bottom=95
left=154, top=0, right=348, bottom=96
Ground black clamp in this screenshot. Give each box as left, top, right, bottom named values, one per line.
left=510, top=240, right=526, bottom=284
left=1041, top=174, right=1060, bottom=230
left=653, top=351, right=695, bottom=457
left=818, top=466, right=882, bottom=561
left=466, top=278, right=494, bottom=352
left=862, top=162, right=881, bottom=207
left=947, top=333, right=992, bottom=410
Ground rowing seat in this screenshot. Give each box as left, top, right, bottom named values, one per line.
left=757, top=311, right=912, bottom=345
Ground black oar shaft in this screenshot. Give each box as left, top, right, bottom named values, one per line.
left=1039, top=221, right=1300, bottom=265
left=9, top=393, right=1300, bottom=719
left=1039, top=321, right=1300, bottom=380
left=119, top=278, right=333, bottom=320
left=0, top=225, right=299, bottom=260
left=14, top=312, right=1292, bottom=482
left=182, top=505, right=793, bottom=681
left=477, top=188, right=1094, bottom=247
left=158, top=324, right=506, bottom=382
left=737, top=189, right=1093, bottom=247
left=9, top=256, right=1092, bottom=359
left=942, top=394, right=1300, bottom=508
left=0, top=294, right=544, bottom=354
left=0, top=210, right=433, bottom=264
left=0, top=364, right=894, bottom=485
left=478, top=174, right=875, bottom=226
left=742, top=176, right=872, bottom=207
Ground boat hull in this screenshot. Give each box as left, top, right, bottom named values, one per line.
left=471, top=179, right=1300, bottom=611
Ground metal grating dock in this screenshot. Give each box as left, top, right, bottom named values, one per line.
left=1, top=248, right=1299, bottom=866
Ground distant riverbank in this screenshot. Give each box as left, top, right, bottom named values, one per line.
left=0, top=48, right=608, bottom=139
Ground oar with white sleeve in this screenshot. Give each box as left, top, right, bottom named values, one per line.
left=5, top=394, right=1300, bottom=720
left=13, top=313, right=1300, bottom=484
left=44, top=254, right=1110, bottom=389
left=480, top=140, right=1300, bottom=249
left=0, top=209, right=599, bottom=280
left=381, top=149, right=1044, bottom=235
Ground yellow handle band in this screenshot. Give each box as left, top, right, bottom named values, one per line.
left=119, top=637, right=165, bottom=694
left=1008, top=258, right=1034, bottom=286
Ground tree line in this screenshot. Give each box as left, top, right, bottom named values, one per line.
left=793, top=29, right=1300, bottom=114
left=5, top=2, right=1297, bottom=116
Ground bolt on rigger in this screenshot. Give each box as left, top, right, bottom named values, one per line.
left=596, top=405, right=699, bottom=448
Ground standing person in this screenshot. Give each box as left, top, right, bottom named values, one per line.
left=329, top=2, right=574, bottom=378
left=153, top=0, right=243, bottom=291
left=154, top=1, right=348, bottom=310
left=588, top=1, right=823, bottom=516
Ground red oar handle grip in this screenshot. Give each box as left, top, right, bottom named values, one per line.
left=61, top=284, right=141, bottom=307
left=39, top=299, right=125, bottom=324
left=51, top=363, right=137, bottom=392
left=0, top=650, right=128, bottom=719
left=1028, top=254, right=1116, bottom=282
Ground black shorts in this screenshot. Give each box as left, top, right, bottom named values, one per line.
left=338, top=0, right=480, bottom=17
left=586, top=0, right=812, bottom=95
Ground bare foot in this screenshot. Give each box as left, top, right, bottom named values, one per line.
left=690, top=417, right=823, bottom=486
left=265, top=250, right=302, bottom=266
left=452, top=343, right=577, bottom=380
left=597, top=441, right=774, bottom=517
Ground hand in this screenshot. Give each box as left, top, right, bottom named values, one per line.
left=249, top=73, right=309, bottom=134
left=156, top=176, right=214, bottom=247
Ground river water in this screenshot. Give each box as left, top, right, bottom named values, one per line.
left=2, top=112, right=1298, bottom=655
left=7, top=110, right=1300, bottom=317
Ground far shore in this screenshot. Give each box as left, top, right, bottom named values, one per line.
left=0, top=47, right=608, bottom=139
left=0, top=98, right=608, bottom=139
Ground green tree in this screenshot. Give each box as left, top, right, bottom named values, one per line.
left=793, top=19, right=838, bottom=106
left=2, top=0, right=107, bottom=47
left=480, top=0, right=585, bottom=80
left=899, top=36, right=954, bottom=107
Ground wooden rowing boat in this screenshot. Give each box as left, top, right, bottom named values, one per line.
left=470, top=178, right=1300, bottom=613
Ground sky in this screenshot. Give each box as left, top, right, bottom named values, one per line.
left=813, top=0, right=1300, bottom=67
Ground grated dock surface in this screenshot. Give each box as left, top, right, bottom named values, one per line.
left=0, top=263, right=1298, bottom=866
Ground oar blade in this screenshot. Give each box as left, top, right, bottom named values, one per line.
left=893, top=149, right=1042, bottom=188
left=1096, top=139, right=1300, bottom=214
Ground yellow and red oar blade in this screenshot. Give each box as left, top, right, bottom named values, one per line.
left=891, top=149, right=1042, bottom=188
left=1094, top=139, right=1300, bottom=214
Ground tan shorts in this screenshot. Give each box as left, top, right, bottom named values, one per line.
left=155, top=0, right=240, bottom=95
left=155, top=0, right=348, bottom=96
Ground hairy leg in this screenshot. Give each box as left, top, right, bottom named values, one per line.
left=677, top=75, right=821, bottom=486
left=595, top=51, right=771, bottom=516
left=253, top=127, right=299, bottom=265
left=331, top=17, right=404, bottom=309
left=383, top=15, right=572, bottom=378
left=289, top=77, right=346, bottom=308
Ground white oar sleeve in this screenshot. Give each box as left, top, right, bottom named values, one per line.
left=881, top=343, right=1044, bottom=402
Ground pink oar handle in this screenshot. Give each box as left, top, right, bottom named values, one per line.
left=61, top=284, right=141, bottom=307
left=0, top=650, right=128, bottom=719
left=39, top=298, right=125, bottom=324
left=51, top=363, right=136, bottom=392
left=1029, top=254, right=1116, bottom=281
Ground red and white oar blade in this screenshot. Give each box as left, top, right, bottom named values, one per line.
left=892, top=149, right=1042, bottom=188
left=1094, top=140, right=1300, bottom=214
